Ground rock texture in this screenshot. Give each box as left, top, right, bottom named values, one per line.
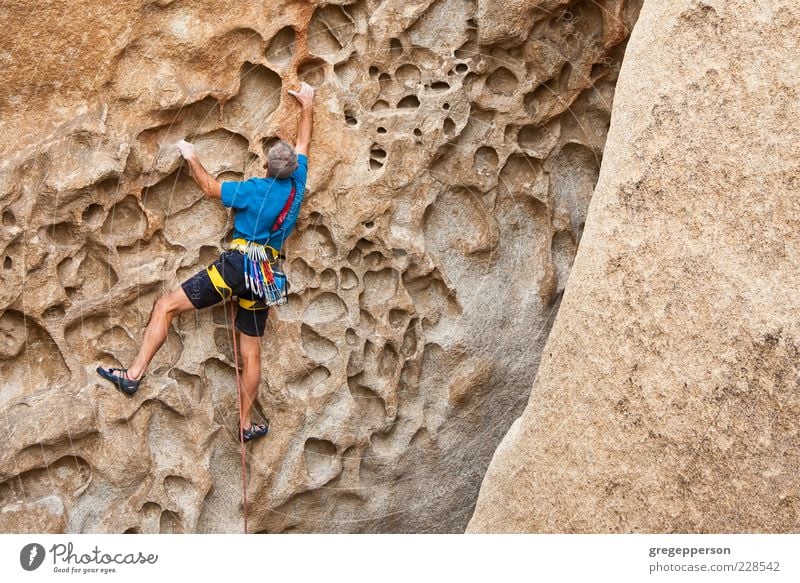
left=0, top=0, right=640, bottom=533
left=468, top=0, right=800, bottom=533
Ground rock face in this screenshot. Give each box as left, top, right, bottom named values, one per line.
left=0, top=0, right=640, bottom=533
left=468, top=0, right=800, bottom=533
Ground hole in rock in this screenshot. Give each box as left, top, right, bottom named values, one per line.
left=372, top=100, right=390, bottom=112
left=413, top=128, right=422, bottom=138
left=288, top=257, right=315, bottom=289
left=455, top=63, right=468, bottom=74
left=463, top=72, right=479, bottom=92
left=160, top=510, right=179, bottom=534
left=345, top=111, right=358, bottom=126
left=3, top=256, right=11, bottom=270
left=389, top=38, right=403, bottom=55
left=288, top=366, right=331, bottom=398
left=369, top=146, right=386, bottom=171
left=475, top=146, right=499, bottom=174
left=81, top=203, right=105, bottom=227
left=303, top=292, right=347, bottom=324
left=518, top=119, right=559, bottom=152
left=443, top=118, right=456, bottom=137
left=265, top=26, right=296, bottom=65
left=142, top=169, right=200, bottom=215
left=347, top=247, right=361, bottom=265
left=44, top=304, right=65, bottom=319
left=361, top=267, right=398, bottom=307
left=340, top=267, right=358, bottom=290
left=389, top=308, right=407, bottom=328
left=363, top=251, right=383, bottom=270
left=355, top=237, right=373, bottom=252
left=297, top=58, right=326, bottom=87
left=2, top=211, right=15, bottom=227
left=301, top=324, right=339, bottom=362
left=304, top=438, right=338, bottom=482
left=308, top=4, right=355, bottom=58
left=430, top=81, right=449, bottom=91
left=320, top=268, right=337, bottom=288
left=486, top=66, right=518, bottom=95
left=231, top=63, right=283, bottom=120
left=395, top=64, right=420, bottom=83
left=369, top=65, right=379, bottom=77
left=41, top=221, right=80, bottom=246
left=377, top=126, right=387, bottom=134
left=443, top=102, right=450, bottom=110
left=397, top=95, right=420, bottom=109
left=525, top=73, right=560, bottom=115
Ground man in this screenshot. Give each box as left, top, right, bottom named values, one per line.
left=97, top=82, right=315, bottom=443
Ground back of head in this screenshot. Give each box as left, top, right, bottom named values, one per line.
left=266, top=140, right=298, bottom=179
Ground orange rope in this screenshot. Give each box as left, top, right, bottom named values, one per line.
left=229, top=299, right=249, bottom=534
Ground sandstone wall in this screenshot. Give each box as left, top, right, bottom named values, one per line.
left=0, top=0, right=639, bottom=532
left=468, top=0, right=800, bottom=533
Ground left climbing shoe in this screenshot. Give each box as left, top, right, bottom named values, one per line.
left=96, top=367, right=141, bottom=396
left=238, top=421, right=269, bottom=443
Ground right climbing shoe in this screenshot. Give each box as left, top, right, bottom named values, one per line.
left=238, top=421, right=269, bottom=443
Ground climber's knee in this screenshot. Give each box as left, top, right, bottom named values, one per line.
left=155, top=288, right=194, bottom=319
left=239, top=333, right=261, bottom=365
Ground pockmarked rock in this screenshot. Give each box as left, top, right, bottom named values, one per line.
left=0, top=0, right=640, bottom=532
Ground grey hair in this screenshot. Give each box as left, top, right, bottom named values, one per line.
left=266, top=139, right=298, bottom=179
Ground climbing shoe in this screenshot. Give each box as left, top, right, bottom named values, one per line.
left=238, top=421, right=269, bottom=443
left=96, top=367, right=141, bottom=396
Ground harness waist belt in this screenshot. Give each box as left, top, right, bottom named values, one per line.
left=228, top=238, right=282, bottom=261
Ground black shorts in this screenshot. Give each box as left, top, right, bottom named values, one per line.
left=181, top=250, right=269, bottom=337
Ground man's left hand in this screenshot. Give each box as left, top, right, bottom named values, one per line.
left=177, top=139, right=197, bottom=161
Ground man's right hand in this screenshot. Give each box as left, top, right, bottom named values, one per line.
left=177, top=139, right=197, bottom=161
left=288, top=82, right=315, bottom=109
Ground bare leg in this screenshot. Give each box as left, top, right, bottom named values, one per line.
left=126, top=288, right=195, bottom=380
left=237, top=331, right=262, bottom=429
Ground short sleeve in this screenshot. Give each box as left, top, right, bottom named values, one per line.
left=292, top=154, right=308, bottom=187
left=220, top=179, right=258, bottom=210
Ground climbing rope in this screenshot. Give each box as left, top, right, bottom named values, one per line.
left=228, top=299, right=249, bottom=534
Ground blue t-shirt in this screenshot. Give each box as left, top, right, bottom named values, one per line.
left=220, top=153, right=308, bottom=249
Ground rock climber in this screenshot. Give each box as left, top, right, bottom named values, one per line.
left=96, top=82, right=315, bottom=443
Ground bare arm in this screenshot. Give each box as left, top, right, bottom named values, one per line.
left=177, top=140, right=222, bottom=199
left=294, top=107, right=313, bottom=156
left=288, top=82, right=315, bottom=156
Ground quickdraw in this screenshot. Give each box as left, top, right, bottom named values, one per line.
left=230, top=239, right=288, bottom=306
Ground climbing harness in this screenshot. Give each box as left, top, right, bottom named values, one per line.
left=206, top=262, right=272, bottom=313
left=228, top=238, right=289, bottom=307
